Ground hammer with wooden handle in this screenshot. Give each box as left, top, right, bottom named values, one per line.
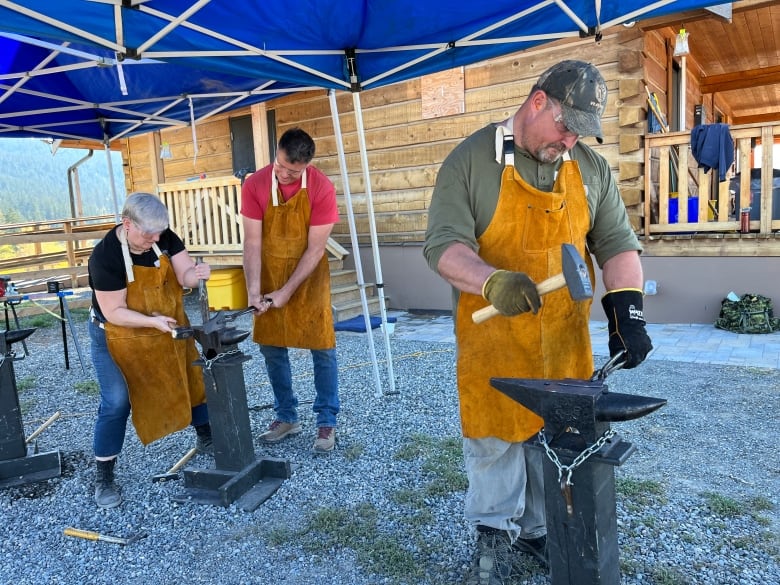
left=472, top=243, right=593, bottom=324
left=64, top=527, right=148, bottom=546
left=151, top=447, right=198, bottom=482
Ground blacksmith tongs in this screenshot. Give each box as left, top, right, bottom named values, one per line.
left=590, top=350, right=626, bottom=382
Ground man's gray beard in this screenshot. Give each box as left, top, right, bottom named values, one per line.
left=534, top=144, right=566, bottom=164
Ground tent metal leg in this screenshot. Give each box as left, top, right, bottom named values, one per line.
left=328, top=90, right=386, bottom=397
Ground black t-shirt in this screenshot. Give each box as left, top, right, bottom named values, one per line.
left=88, top=225, right=186, bottom=320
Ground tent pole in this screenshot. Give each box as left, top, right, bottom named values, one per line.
left=328, top=90, right=384, bottom=397
left=104, top=142, right=120, bottom=223
left=351, top=91, right=396, bottom=395
left=679, top=55, right=687, bottom=132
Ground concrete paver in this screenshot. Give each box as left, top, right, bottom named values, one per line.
left=385, top=311, right=780, bottom=370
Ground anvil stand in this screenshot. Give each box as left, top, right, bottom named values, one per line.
left=490, top=375, right=666, bottom=585
left=172, top=314, right=291, bottom=511
left=0, top=328, right=62, bottom=488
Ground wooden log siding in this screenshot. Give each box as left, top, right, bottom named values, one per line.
left=158, top=176, right=244, bottom=256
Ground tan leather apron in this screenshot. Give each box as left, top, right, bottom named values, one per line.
left=104, top=249, right=205, bottom=446
left=252, top=171, right=335, bottom=350
left=455, top=144, right=595, bottom=442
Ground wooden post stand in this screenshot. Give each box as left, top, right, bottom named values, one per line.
left=0, top=329, right=62, bottom=488
left=490, top=376, right=666, bottom=585
left=172, top=316, right=290, bottom=511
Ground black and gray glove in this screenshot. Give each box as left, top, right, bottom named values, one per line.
left=482, top=270, right=542, bottom=316
left=601, top=289, right=653, bottom=369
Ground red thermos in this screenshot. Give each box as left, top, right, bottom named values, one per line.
left=740, top=208, right=751, bottom=233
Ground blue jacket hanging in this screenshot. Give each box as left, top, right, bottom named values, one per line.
left=691, top=123, right=734, bottom=182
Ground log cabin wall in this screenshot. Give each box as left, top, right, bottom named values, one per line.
left=121, top=32, right=642, bottom=245
left=117, top=24, right=780, bottom=323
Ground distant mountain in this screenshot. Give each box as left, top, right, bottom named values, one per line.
left=0, top=138, right=127, bottom=223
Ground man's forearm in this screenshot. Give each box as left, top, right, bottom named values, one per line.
left=279, top=247, right=324, bottom=297
left=437, top=242, right=495, bottom=296
left=243, top=244, right=262, bottom=296
left=602, top=250, right=643, bottom=291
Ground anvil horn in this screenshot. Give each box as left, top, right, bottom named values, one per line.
left=3, top=328, right=36, bottom=345
left=595, top=393, right=667, bottom=422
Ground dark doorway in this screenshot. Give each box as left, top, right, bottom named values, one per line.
left=230, top=115, right=256, bottom=177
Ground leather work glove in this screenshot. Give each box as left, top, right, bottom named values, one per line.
left=601, top=289, right=653, bottom=369
left=482, top=270, right=542, bottom=316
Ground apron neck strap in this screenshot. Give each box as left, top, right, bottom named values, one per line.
left=270, top=168, right=308, bottom=207
left=118, top=226, right=162, bottom=283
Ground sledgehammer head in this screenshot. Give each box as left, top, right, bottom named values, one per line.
left=559, top=243, right=593, bottom=301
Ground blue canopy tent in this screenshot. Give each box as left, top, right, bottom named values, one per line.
left=0, top=0, right=719, bottom=395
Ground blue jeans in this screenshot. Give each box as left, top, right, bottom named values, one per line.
left=89, top=318, right=208, bottom=457
left=259, top=345, right=339, bottom=428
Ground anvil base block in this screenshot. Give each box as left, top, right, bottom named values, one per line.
left=529, top=439, right=634, bottom=585
left=172, top=457, right=291, bottom=512
left=0, top=449, right=61, bottom=489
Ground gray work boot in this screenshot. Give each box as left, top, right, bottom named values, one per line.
left=464, top=527, right=514, bottom=585
left=94, top=458, right=121, bottom=509
left=194, top=423, right=214, bottom=456
left=513, top=535, right=548, bottom=570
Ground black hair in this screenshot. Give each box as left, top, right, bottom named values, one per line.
left=277, top=127, right=316, bottom=164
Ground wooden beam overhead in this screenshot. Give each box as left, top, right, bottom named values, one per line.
left=732, top=112, right=780, bottom=125
left=700, top=65, right=780, bottom=94
left=58, top=139, right=123, bottom=151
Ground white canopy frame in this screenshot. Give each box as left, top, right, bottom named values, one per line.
left=329, top=90, right=392, bottom=397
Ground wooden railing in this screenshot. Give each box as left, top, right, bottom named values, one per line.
left=644, top=121, right=780, bottom=236
left=158, top=175, right=245, bottom=261
left=0, top=215, right=114, bottom=289
left=158, top=175, right=349, bottom=264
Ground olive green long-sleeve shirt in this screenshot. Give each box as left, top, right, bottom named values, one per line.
left=423, top=123, right=641, bottom=276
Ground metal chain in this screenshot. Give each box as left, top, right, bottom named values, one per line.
left=200, top=348, right=241, bottom=370
left=538, top=427, right=617, bottom=486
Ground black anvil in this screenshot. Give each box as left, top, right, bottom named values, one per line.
left=491, top=376, right=666, bottom=450
left=490, top=375, right=667, bottom=585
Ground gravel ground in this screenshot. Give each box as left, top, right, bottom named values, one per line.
left=0, top=297, right=778, bottom=585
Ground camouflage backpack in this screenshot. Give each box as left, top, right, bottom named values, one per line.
left=715, top=293, right=780, bottom=334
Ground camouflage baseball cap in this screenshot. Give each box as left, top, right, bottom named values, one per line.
left=536, top=60, right=607, bottom=143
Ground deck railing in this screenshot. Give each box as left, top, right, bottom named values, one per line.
left=644, top=121, right=780, bottom=236
left=158, top=175, right=245, bottom=260
left=0, top=215, right=114, bottom=289
left=157, top=175, right=348, bottom=265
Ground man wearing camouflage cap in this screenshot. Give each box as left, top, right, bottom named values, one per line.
left=424, top=60, right=652, bottom=583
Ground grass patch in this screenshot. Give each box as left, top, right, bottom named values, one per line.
left=17, top=307, right=89, bottom=330
left=20, top=312, right=61, bottom=329
left=651, top=564, right=692, bottom=585
left=16, top=376, right=36, bottom=392
left=395, top=433, right=467, bottom=497
left=702, top=492, right=744, bottom=517
left=265, top=434, right=467, bottom=584
left=297, top=503, right=424, bottom=582
left=615, top=476, right=666, bottom=506
left=343, top=443, right=364, bottom=462
left=19, top=398, right=36, bottom=415
left=74, top=380, right=100, bottom=396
